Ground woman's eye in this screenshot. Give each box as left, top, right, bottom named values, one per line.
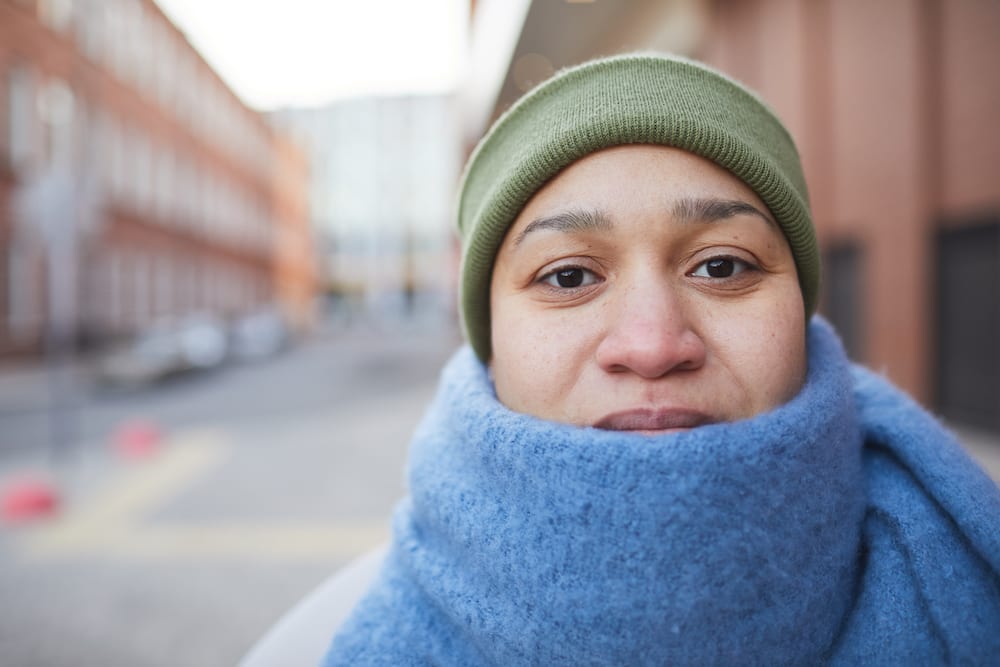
left=690, top=257, right=753, bottom=279
left=541, top=267, right=599, bottom=289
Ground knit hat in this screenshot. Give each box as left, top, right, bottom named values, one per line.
left=456, top=52, right=818, bottom=362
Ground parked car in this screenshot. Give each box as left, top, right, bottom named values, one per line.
left=175, top=314, right=229, bottom=370
left=230, top=309, right=289, bottom=362
left=97, top=322, right=184, bottom=387
left=97, top=314, right=229, bottom=387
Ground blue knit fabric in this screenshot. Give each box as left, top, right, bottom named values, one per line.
left=323, top=319, right=1000, bottom=665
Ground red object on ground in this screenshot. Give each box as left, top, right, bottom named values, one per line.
left=1, top=477, right=60, bottom=522
left=113, top=419, right=163, bottom=459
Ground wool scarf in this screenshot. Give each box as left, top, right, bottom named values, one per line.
left=324, top=319, right=1000, bottom=665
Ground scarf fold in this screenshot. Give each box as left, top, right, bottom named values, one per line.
left=324, top=319, right=1000, bottom=665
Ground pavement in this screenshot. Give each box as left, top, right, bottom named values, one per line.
left=953, top=426, right=1000, bottom=482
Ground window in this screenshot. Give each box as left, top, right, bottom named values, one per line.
left=154, top=145, right=175, bottom=222
left=38, top=78, right=75, bottom=168
left=154, top=254, right=172, bottom=317
left=132, top=1, right=152, bottom=94
left=132, top=131, right=152, bottom=210
left=108, top=116, right=128, bottom=200
left=176, top=157, right=194, bottom=226
left=133, top=251, right=150, bottom=327
left=105, top=0, right=128, bottom=78
left=821, top=243, right=865, bottom=362
left=117, top=0, right=140, bottom=86
left=93, top=110, right=113, bottom=193
left=39, top=0, right=74, bottom=32
left=155, top=29, right=177, bottom=108
left=5, top=65, right=36, bottom=171
left=119, top=124, right=138, bottom=206
left=75, top=0, right=105, bottom=60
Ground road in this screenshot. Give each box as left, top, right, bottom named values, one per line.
left=0, top=323, right=462, bottom=667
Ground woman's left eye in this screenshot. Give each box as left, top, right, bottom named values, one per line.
left=540, top=266, right=600, bottom=289
left=689, top=256, right=754, bottom=279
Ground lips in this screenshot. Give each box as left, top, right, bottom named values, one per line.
left=593, top=408, right=711, bottom=432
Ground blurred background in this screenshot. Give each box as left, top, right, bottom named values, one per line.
left=0, top=0, right=997, bottom=664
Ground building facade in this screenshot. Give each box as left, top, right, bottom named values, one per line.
left=0, top=0, right=318, bottom=357
left=273, top=95, right=461, bottom=328
left=270, top=131, right=319, bottom=334
left=465, top=0, right=999, bottom=432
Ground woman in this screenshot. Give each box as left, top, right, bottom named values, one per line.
left=323, top=53, right=1000, bottom=664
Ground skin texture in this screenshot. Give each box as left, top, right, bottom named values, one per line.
left=489, top=145, right=807, bottom=432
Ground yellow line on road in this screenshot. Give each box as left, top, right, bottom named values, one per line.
left=19, top=429, right=390, bottom=562
left=58, top=521, right=390, bottom=561
left=22, top=430, right=230, bottom=557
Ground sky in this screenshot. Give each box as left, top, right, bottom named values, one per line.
left=154, top=0, right=468, bottom=111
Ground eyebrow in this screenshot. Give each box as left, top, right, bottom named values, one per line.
left=512, top=209, right=613, bottom=247
left=672, top=197, right=776, bottom=227
left=512, top=197, right=776, bottom=248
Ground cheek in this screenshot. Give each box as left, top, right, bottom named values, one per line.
left=490, top=302, right=544, bottom=413
left=490, top=301, right=598, bottom=418
left=712, top=305, right=807, bottom=414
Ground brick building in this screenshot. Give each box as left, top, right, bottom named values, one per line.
left=465, top=0, right=999, bottom=432
left=0, top=0, right=319, bottom=357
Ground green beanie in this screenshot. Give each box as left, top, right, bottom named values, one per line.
left=456, top=52, right=818, bottom=362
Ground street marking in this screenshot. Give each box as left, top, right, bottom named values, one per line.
left=21, top=430, right=229, bottom=557
left=18, top=429, right=390, bottom=562
left=36, top=522, right=390, bottom=561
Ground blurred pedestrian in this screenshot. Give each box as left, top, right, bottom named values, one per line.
left=315, top=53, right=1000, bottom=665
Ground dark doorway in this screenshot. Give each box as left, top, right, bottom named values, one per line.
left=935, top=221, right=1000, bottom=432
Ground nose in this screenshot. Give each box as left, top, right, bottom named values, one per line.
left=594, top=279, right=706, bottom=378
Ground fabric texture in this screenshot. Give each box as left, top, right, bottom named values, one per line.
left=322, top=318, right=1000, bottom=665
left=456, top=53, right=818, bottom=361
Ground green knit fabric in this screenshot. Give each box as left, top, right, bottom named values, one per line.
left=457, top=53, right=818, bottom=362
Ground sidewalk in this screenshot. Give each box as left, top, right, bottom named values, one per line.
left=0, top=353, right=95, bottom=414
left=955, top=427, right=1000, bottom=483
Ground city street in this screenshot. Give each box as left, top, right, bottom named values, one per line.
left=0, top=323, right=462, bottom=666
left=1, top=0, right=997, bottom=664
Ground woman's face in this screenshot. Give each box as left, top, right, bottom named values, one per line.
left=489, top=145, right=807, bottom=432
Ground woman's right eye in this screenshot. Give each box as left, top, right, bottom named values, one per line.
left=540, top=267, right=599, bottom=289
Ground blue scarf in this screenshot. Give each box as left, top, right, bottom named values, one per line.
left=324, top=319, right=1000, bottom=665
